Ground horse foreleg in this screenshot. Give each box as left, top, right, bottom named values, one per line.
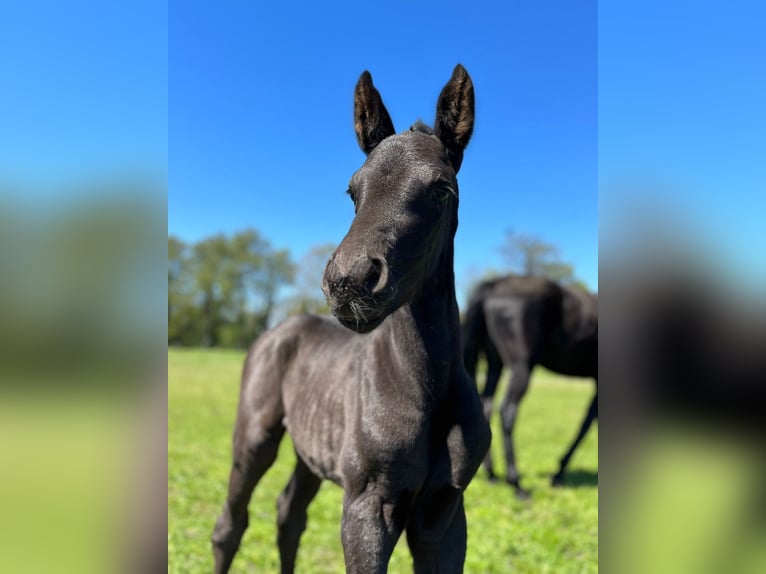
left=406, top=487, right=466, bottom=574
left=211, top=415, right=285, bottom=573
left=499, top=363, right=531, bottom=499
left=276, top=455, right=322, bottom=574
left=340, top=487, right=408, bottom=574
left=480, top=348, right=503, bottom=481
left=552, top=391, right=598, bottom=486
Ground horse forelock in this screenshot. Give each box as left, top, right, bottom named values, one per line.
left=409, top=121, right=434, bottom=135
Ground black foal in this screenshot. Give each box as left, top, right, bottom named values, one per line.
left=212, top=65, right=490, bottom=573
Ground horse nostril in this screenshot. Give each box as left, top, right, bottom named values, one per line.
left=368, top=257, right=389, bottom=295
left=330, top=256, right=389, bottom=298
left=362, top=258, right=380, bottom=292
left=321, top=261, right=340, bottom=297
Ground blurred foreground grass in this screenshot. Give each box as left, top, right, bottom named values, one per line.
left=168, top=348, right=598, bottom=573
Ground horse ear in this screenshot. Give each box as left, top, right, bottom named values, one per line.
left=434, top=64, right=474, bottom=172
left=354, top=71, right=396, bottom=154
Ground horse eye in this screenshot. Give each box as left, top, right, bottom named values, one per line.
left=346, top=188, right=357, bottom=204
left=434, top=185, right=453, bottom=203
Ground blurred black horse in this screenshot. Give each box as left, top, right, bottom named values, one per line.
left=462, top=275, right=598, bottom=498
left=212, top=65, right=490, bottom=573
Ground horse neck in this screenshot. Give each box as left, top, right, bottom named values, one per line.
left=410, top=238, right=461, bottom=343
left=372, top=228, right=462, bottom=404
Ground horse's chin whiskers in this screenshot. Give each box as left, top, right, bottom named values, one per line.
left=349, top=300, right=363, bottom=329
left=349, top=297, right=376, bottom=327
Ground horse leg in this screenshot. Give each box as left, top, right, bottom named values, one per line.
left=406, top=488, right=466, bottom=574
left=552, top=391, right=598, bottom=486
left=276, top=455, right=322, bottom=574
left=480, top=344, right=503, bottom=481
left=340, top=488, right=408, bottom=574
left=212, top=412, right=285, bottom=574
left=499, top=362, right=532, bottom=499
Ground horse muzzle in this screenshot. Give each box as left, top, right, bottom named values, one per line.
left=322, top=253, right=394, bottom=333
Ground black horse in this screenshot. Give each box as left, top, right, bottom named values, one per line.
left=462, top=275, right=597, bottom=498
left=212, top=65, right=490, bottom=573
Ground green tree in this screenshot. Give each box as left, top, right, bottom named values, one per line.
left=167, top=229, right=300, bottom=348
left=283, top=243, right=336, bottom=317
left=248, top=246, right=294, bottom=341
left=189, top=234, right=230, bottom=347
left=499, top=230, right=577, bottom=284
left=168, top=236, right=196, bottom=345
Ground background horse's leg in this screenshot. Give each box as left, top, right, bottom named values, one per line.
left=499, top=361, right=532, bottom=499
left=276, top=455, right=322, bottom=574
left=480, top=343, right=504, bottom=481
left=552, top=390, right=598, bottom=486
left=406, top=488, right=466, bottom=574
left=212, top=416, right=285, bottom=574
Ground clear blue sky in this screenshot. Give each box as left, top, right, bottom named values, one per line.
left=4, top=2, right=763, bottom=302
left=599, top=1, right=766, bottom=295
left=0, top=1, right=167, bottom=191
left=168, top=1, right=598, bottom=300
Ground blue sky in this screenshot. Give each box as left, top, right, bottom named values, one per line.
left=599, top=1, right=766, bottom=295
left=5, top=1, right=763, bottom=303
left=169, top=1, right=598, bottom=300
left=0, top=2, right=167, bottom=191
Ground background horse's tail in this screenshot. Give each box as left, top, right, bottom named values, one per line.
left=461, top=286, right=491, bottom=383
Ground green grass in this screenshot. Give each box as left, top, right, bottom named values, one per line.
left=169, top=348, right=597, bottom=573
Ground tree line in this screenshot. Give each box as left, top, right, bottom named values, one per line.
left=168, top=228, right=588, bottom=348
left=168, top=230, right=335, bottom=348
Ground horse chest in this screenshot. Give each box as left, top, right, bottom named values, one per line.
left=359, top=395, right=428, bottom=460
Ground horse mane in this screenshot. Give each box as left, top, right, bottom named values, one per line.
left=409, top=121, right=434, bottom=135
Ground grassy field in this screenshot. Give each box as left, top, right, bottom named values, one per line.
left=169, top=348, right=597, bottom=573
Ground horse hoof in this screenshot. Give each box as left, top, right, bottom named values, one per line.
left=515, top=488, right=532, bottom=501
left=506, top=478, right=531, bottom=500
left=551, top=474, right=565, bottom=487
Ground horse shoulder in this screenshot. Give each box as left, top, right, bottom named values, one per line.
left=441, top=372, right=492, bottom=489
